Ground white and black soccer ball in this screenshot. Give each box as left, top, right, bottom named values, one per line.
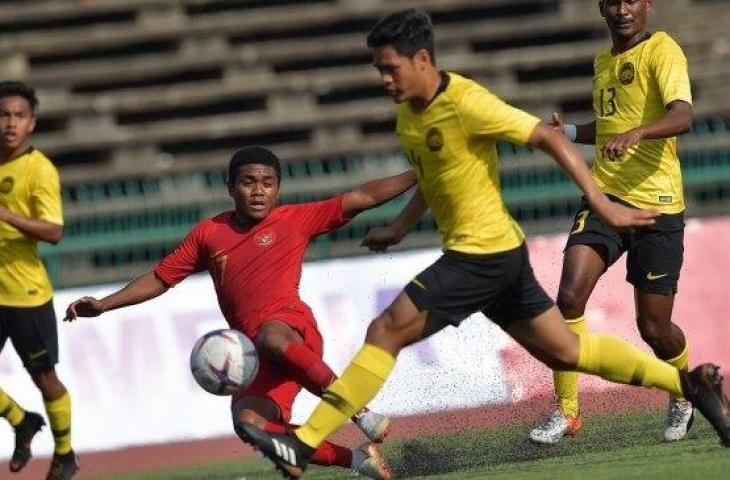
left=189, top=329, right=259, bottom=396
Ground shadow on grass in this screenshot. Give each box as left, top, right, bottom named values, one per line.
left=387, top=410, right=716, bottom=478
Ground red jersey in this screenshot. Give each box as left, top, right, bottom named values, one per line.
left=154, top=196, right=350, bottom=337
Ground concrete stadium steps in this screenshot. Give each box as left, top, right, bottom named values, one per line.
left=0, top=0, right=727, bottom=287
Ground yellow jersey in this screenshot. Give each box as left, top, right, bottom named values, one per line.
left=396, top=72, right=540, bottom=254
left=593, top=31, right=692, bottom=213
left=0, top=148, right=63, bottom=307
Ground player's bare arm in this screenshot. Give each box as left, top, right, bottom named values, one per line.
left=361, top=187, right=428, bottom=252
left=64, top=271, right=169, bottom=321
left=551, top=112, right=597, bottom=145
left=341, top=169, right=415, bottom=216
left=602, top=100, right=693, bottom=160
left=0, top=204, right=63, bottom=244
left=528, top=123, right=658, bottom=229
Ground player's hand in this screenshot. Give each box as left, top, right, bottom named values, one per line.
left=550, top=112, right=565, bottom=133
left=360, top=225, right=403, bottom=252
left=64, top=296, right=105, bottom=322
left=602, top=129, right=644, bottom=161
left=593, top=199, right=658, bottom=231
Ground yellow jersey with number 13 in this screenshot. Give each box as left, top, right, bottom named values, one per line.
left=592, top=31, right=692, bottom=214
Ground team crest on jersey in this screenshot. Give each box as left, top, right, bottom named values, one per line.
left=426, top=127, right=444, bottom=152
left=254, top=230, right=276, bottom=248
left=619, top=62, right=635, bottom=85
left=0, top=176, right=14, bottom=194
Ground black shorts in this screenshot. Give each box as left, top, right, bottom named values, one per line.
left=0, top=300, right=59, bottom=371
left=565, top=196, right=684, bottom=295
left=404, top=243, right=554, bottom=328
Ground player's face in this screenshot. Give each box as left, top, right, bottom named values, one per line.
left=372, top=45, right=426, bottom=103
left=0, top=95, right=36, bottom=153
left=600, top=0, right=652, bottom=40
left=228, top=164, right=280, bottom=222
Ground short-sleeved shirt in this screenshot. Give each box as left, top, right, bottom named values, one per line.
left=154, top=197, right=350, bottom=337
left=0, top=148, right=63, bottom=307
left=593, top=32, right=692, bottom=213
left=396, top=72, right=540, bottom=255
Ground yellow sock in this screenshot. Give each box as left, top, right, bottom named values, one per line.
left=45, top=392, right=72, bottom=455
left=554, top=316, right=586, bottom=418
left=295, top=343, right=395, bottom=448
left=665, top=344, right=689, bottom=400
left=0, top=387, right=25, bottom=427
left=576, top=334, right=683, bottom=397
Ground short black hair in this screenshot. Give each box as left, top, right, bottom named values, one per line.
left=366, top=8, right=436, bottom=63
left=227, top=146, right=282, bottom=186
left=0, top=81, right=39, bottom=113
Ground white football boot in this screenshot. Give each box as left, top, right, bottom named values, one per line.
left=528, top=409, right=583, bottom=445
left=351, top=442, right=394, bottom=480
left=663, top=397, right=694, bottom=442
left=353, top=408, right=392, bottom=443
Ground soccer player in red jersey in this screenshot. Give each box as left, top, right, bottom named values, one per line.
left=64, top=146, right=414, bottom=479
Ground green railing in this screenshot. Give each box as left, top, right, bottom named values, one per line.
left=40, top=118, right=730, bottom=288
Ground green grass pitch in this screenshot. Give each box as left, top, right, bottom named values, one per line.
left=102, top=409, right=730, bottom=479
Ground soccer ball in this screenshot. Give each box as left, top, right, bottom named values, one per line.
left=190, top=329, right=259, bottom=396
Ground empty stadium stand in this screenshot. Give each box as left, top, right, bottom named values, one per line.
left=0, top=0, right=728, bottom=287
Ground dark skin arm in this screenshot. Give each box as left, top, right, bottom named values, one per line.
left=361, top=187, right=428, bottom=252
left=341, top=169, right=416, bottom=216
left=552, top=100, right=693, bottom=158
left=601, top=100, right=693, bottom=160
left=528, top=123, right=659, bottom=229
left=551, top=113, right=597, bottom=145
left=0, top=205, right=63, bottom=244
left=362, top=122, right=660, bottom=253
left=64, top=271, right=169, bottom=321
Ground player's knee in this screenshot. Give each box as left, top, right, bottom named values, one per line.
left=366, top=315, right=390, bottom=344
left=637, top=318, right=671, bottom=348
left=365, top=310, right=403, bottom=351
left=30, top=369, right=65, bottom=398
left=556, top=285, right=587, bottom=318
left=255, top=322, right=298, bottom=358
left=544, top=345, right=580, bottom=370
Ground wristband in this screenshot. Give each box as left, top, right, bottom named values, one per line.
left=564, top=124, right=578, bottom=142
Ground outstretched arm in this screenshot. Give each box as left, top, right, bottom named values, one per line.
left=341, top=169, right=416, bottom=216
left=361, top=187, right=428, bottom=252
left=527, top=123, right=659, bottom=230
left=602, top=100, right=692, bottom=160
left=65, top=271, right=169, bottom=321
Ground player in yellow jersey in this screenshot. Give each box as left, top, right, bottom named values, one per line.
left=529, top=0, right=698, bottom=445
left=0, top=82, right=78, bottom=479
left=236, top=10, right=730, bottom=478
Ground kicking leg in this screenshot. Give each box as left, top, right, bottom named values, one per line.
left=232, top=396, right=392, bottom=479
left=506, top=306, right=730, bottom=446
left=238, top=291, right=447, bottom=478
left=255, top=320, right=391, bottom=442
left=256, top=320, right=335, bottom=396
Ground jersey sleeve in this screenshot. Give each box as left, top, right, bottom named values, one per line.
left=154, top=221, right=208, bottom=287
left=651, top=35, right=692, bottom=106
left=459, top=86, right=541, bottom=145
left=31, top=158, right=63, bottom=226
left=289, top=196, right=351, bottom=237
